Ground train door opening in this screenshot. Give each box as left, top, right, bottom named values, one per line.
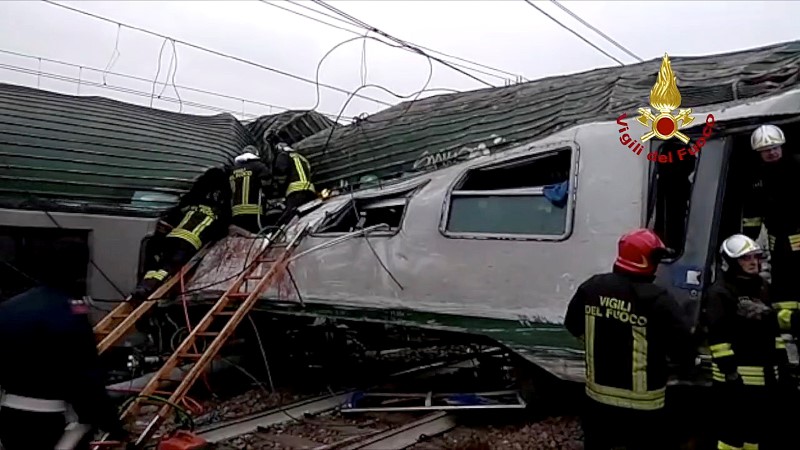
left=716, top=118, right=800, bottom=279
left=649, top=141, right=698, bottom=259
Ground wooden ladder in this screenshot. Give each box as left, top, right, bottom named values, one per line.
left=93, top=247, right=209, bottom=355
left=101, top=226, right=307, bottom=448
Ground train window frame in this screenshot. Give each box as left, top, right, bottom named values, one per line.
left=312, top=181, right=428, bottom=237
left=439, top=144, right=578, bottom=241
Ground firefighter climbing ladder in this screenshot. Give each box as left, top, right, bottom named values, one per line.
left=92, top=247, right=209, bottom=355
left=100, top=225, right=308, bottom=448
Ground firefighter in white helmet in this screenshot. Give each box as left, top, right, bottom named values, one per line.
left=742, top=124, right=800, bottom=338
left=705, top=233, right=786, bottom=450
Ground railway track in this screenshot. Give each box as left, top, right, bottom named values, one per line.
left=209, top=400, right=458, bottom=450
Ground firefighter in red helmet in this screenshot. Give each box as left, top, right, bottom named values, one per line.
left=564, top=228, right=695, bottom=450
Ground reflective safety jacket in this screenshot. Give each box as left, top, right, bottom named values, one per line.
left=705, top=273, right=786, bottom=386
left=273, top=151, right=315, bottom=196
left=742, top=154, right=800, bottom=333
left=564, top=270, right=694, bottom=411
left=229, top=159, right=272, bottom=217
left=167, top=204, right=227, bottom=250
left=0, top=287, right=123, bottom=434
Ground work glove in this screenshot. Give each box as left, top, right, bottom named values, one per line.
left=737, top=298, right=773, bottom=321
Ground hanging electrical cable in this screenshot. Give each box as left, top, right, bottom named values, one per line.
left=259, top=0, right=525, bottom=83
left=309, top=0, right=496, bottom=88
left=40, top=0, right=393, bottom=107
left=522, top=0, right=625, bottom=66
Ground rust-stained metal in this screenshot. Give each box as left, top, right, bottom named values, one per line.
left=186, top=236, right=271, bottom=296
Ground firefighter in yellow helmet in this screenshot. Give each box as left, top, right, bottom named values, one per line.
left=742, top=124, right=800, bottom=337
left=272, top=143, right=316, bottom=227
left=705, top=234, right=786, bottom=450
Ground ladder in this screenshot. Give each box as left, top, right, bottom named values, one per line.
left=93, top=248, right=209, bottom=355
left=109, top=226, right=307, bottom=448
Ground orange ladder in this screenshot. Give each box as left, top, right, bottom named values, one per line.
left=103, top=226, right=307, bottom=448
left=93, top=247, right=209, bottom=355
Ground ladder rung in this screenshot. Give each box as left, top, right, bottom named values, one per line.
left=95, top=330, right=110, bottom=335
left=196, top=332, right=218, bottom=337
left=215, top=311, right=236, bottom=316
left=245, top=274, right=262, bottom=280
left=111, top=315, right=129, bottom=319
left=228, top=292, right=249, bottom=298
left=178, top=353, right=203, bottom=359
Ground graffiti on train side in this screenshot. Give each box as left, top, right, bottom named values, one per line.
left=413, top=135, right=506, bottom=171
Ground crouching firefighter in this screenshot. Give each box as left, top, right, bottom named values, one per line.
left=564, top=228, right=695, bottom=450
left=131, top=166, right=232, bottom=301
left=0, top=238, right=128, bottom=449
left=272, top=143, right=316, bottom=227
left=706, top=234, right=787, bottom=450
left=229, top=147, right=272, bottom=234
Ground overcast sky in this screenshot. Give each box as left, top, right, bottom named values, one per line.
left=1, top=1, right=799, bottom=124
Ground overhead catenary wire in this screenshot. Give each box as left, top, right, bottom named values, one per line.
left=549, top=0, right=643, bottom=63
left=40, top=0, right=394, bottom=107
left=0, top=48, right=343, bottom=121
left=522, top=0, right=625, bottom=66
left=259, top=0, right=524, bottom=83
left=309, top=0, right=497, bottom=88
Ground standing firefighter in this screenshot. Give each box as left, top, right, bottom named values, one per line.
left=743, top=124, right=800, bottom=336
left=272, top=143, right=316, bottom=226
left=0, top=238, right=127, bottom=449
left=706, top=234, right=786, bottom=450
left=131, top=166, right=231, bottom=301
left=564, top=228, right=694, bottom=450
left=229, top=147, right=272, bottom=234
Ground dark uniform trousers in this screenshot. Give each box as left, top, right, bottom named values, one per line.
left=582, top=397, right=669, bottom=450
left=0, top=409, right=91, bottom=450
left=712, top=378, right=777, bottom=450
left=132, top=205, right=219, bottom=300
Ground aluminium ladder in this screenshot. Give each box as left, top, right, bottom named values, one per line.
left=93, top=247, right=209, bottom=355
left=106, top=226, right=307, bottom=448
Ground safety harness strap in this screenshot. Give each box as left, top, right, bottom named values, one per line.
left=0, top=392, right=67, bottom=413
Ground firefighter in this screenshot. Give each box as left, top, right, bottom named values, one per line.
left=705, top=234, right=785, bottom=450
left=272, top=143, right=316, bottom=227
left=564, top=228, right=695, bottom=450
left=130, top=166, right=231, bottom=301
left=0, top=238, right=127, bottom=449
left=742, top=124, right=800, bottom=337
left=229, top=146, right=272, bottom=234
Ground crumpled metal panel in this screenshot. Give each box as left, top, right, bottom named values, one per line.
left=186, top=235, right=300, bottom=301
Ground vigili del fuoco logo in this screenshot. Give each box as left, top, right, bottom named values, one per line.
left=616, top=53, right=716, bottom=163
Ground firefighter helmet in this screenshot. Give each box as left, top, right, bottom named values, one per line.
left=719, top=234, right=762, bottom=273
left=614, top=228, right=671, bottom=276
left=234, top=148, right=260, bottom=164
left=750, top=124, right=786, bottom=151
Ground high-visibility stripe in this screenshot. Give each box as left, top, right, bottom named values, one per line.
left=632, top=325, right=647, bottom=392
left=585, top=315, right=595, bottom=384
left=778, top=309, right=795, bottom=332
left=287, top=181, right=315, bottom=195
left=790, top=234, right=800, bottom=251
left=711, top=363, right=726, bottom=382
left=774, top=301, right=800, bottom=310
left=718, top=442, right=743, bottom=450
left=167, top=229, right=202, bottom=250
left=742, top=217, right=762, bottom=227
left=232, top=204, right=262, bottom=216
left=769, top=235, right=776, bottom=252
left=585, top=382, right=665, bottom=411
left=710, top=342, right=735, bottom=359
left=737, top=366, right=766, bottom=386
left=743, top=443, right=758, bottom=450
left=144, top=269, right=168, bottom=281
left=777, top=336, right=787, bottom=349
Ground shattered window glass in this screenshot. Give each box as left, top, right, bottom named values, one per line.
left=445, top=148, right=573, bottom=237
left=316, top=187, right=417, bottom=234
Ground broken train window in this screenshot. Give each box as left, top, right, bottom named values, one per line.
left=315, top=186, right=419, bottom=234
left=444, top=148, right=574, bottom=238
